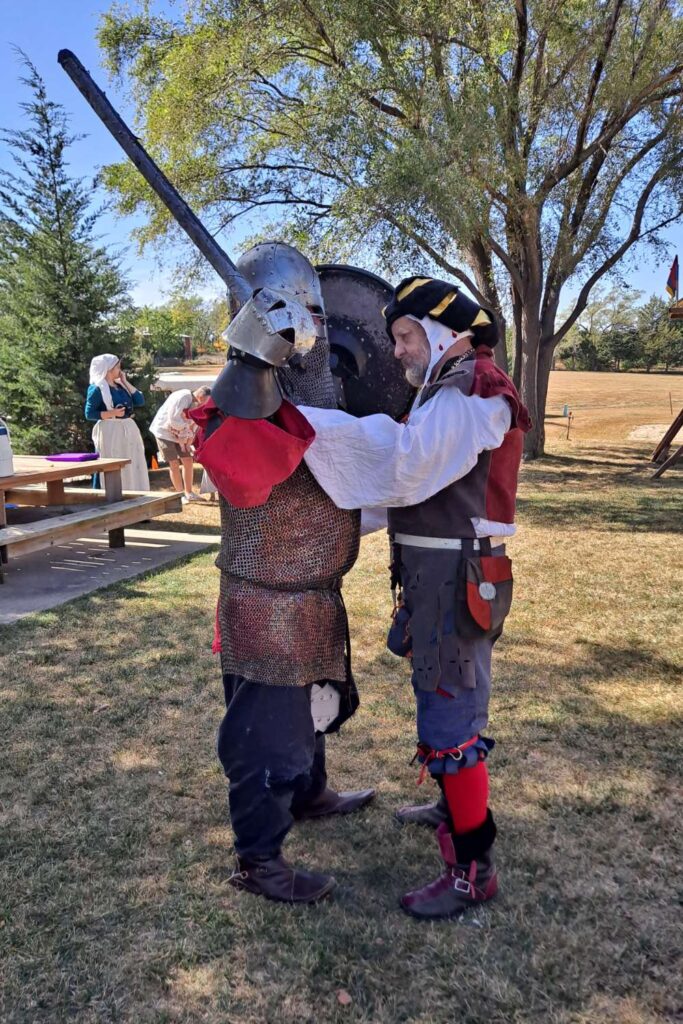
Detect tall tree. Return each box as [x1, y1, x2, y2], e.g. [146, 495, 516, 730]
[636, 294, 683, 371]
[0, 57, 145, 455]
[99, 0, 683, 456]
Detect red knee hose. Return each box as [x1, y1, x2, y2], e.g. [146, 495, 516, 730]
[442, 761, 489, 834]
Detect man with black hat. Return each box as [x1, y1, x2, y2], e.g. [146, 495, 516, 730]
[299, 275, 530, 920]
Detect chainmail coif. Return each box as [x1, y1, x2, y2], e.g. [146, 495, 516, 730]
[277, 332, 338, 409]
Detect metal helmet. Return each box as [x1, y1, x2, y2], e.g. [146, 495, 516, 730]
[235, 242, 325, 316]
[211, 288, 317, 420]
[222, 287, 317, 366]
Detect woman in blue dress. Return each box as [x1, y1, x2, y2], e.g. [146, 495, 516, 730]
[85, 353, 150, 491]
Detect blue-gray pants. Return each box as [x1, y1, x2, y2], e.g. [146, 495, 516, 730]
[399, 545, 502, 772]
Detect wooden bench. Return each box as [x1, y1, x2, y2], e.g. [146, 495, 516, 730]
[0, 492, 182, 578]
[4, 485, 174, 507]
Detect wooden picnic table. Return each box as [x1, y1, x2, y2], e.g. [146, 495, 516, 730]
[0, 455, 130, 570]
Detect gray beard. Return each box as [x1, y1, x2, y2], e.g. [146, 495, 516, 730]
[405, 364, 428, 388]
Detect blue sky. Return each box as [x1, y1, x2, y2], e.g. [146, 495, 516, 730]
[1, 0, 681, 312]
[0, 0, 212, 307]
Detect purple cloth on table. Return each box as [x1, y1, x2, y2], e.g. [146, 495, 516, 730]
[46, 453, 100, 462]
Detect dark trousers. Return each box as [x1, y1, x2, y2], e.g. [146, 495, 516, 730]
[217, 673, 327, 860]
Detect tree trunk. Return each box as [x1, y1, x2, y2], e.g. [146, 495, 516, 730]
[511, 287, 524, 390]
[519, 309, 542, 459]
[535, 340, 556, 455]
[493, 312, 509, 373]
[467, 236, 509, 373]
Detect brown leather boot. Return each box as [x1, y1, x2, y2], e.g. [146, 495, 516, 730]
[400, 816, 498, 920]
[394, 792, 449, 827]
[293, 786, 375, 821]
[229, 854, 336, 904]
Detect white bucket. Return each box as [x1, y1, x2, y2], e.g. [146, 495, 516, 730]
[0, 418, 14, 478]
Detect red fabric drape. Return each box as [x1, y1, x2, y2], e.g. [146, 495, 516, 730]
[189, 398, 315, 508]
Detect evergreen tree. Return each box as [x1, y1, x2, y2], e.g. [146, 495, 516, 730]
[0, 57, 149, 455]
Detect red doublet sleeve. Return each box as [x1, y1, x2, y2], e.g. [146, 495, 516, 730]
[188, 398, 315, 508]
[471, 349, 532, 433]
[471, 349, 531, 525]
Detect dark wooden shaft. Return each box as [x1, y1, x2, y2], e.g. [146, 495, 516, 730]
[57, 49, 251, 306]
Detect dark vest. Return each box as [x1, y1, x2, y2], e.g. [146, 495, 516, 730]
[388, 351, 525, 539]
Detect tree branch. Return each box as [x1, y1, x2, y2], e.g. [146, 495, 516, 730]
[218, 161, 344, 183]
[552, 163, 682, 345]
[378, 207, 489, 305]
[485, 233, 525, 296]
[300, 1, 408, 120]
[537, 62, 683, 199]
[573, 0, 625, 157]
[253, 72, 304, 106]
[542, 123, 671, 319]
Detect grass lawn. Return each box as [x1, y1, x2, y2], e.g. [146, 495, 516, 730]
[1, 373, 682, 1023]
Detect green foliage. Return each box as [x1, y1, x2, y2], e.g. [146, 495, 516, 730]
[0, 57, 152, 456]
[97, 0, 683, 453]
[96, 2, 683, 280]
[121, 294, 229, 360]
[558, 289, 683, 372]
[635, 294, 683, 372]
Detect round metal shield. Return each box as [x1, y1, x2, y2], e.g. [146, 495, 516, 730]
[316, 264, 416, 420]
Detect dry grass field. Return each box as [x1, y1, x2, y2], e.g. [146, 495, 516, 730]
[545, 369, 683, 445]
[0, 372, 681, 1024]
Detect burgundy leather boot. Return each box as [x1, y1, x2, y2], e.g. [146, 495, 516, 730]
[229, 854, 336, 904]
[400, 813, 498, 920]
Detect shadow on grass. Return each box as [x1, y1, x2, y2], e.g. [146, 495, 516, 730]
[142, 519, 222, 538]
[2, 620, 681, 1023]
[501, 634, 682, 678]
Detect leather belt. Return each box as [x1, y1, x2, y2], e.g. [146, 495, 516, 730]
[394, 532, 505, 550]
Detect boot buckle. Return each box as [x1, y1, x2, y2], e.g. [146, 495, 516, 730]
[453, 876, 472, 895]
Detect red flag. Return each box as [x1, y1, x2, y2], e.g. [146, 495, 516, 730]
[666, 255, 679, 299]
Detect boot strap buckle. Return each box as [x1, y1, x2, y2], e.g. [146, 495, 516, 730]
[453, 876, 472, 895]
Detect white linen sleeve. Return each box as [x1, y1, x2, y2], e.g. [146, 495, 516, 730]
[299, 390, 512, 509]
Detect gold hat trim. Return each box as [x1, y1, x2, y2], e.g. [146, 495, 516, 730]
[396, 277, 433, 302]
[428, 292, 457, 317]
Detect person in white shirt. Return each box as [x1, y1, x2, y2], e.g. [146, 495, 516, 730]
[298, 274, 530, 921]
[150, 387, 211, 503]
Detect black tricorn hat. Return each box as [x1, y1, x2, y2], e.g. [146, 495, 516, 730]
[383, 276, 498, 347]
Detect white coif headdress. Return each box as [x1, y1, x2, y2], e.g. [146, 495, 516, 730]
[407, 315, 473, 380]
[89, 353, 120, 411]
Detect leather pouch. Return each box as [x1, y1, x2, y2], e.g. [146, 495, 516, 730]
[387, 601, 413, 657]
[455, 545, 513, 640]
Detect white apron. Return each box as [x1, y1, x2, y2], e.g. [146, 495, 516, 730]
[92, 418, 150, 491]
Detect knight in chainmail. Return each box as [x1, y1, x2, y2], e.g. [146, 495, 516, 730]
[208, 244, 374, 906]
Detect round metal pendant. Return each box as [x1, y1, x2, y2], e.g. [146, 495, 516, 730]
[479, 582, 497, 600]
